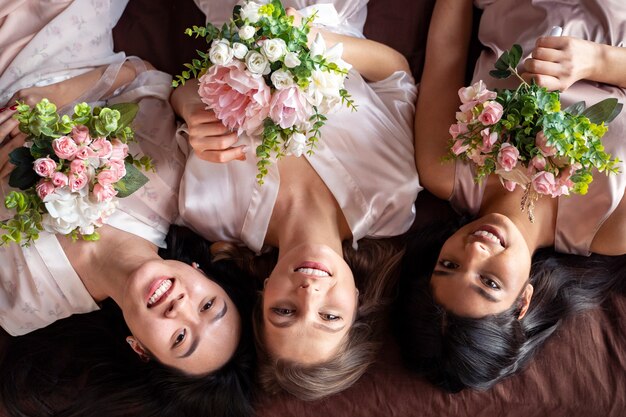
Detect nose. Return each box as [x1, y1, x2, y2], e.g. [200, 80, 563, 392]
[164, 293, 186, 318]
[465, 240, 491, 258]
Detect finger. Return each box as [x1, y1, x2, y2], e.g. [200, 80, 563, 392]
[530, 46, 563, 64]
[0, 105, 18, 125]
[0, 118, 19, 145]
[188, 121, 232, 139]
[521, 72, 561, 91]
[187, 106, 219, 123]
[535, 35, 570, 50]
[523, 58, 563, 78]
[189, 132, 239, 153]
[195, 144, 249, 163]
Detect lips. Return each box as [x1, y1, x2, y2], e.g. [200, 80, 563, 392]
[294, 261, 331, 277]
[146, 278, 174, 308]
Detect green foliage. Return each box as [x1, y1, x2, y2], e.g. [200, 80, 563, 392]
[0, 191, 43, 246]
[114, 161, 149, 198]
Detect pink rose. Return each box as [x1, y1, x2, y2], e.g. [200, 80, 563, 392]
[93, 183, 118, 202]
[449, 123, 469, 139]
[478, 101, 504, 126]
[451, 139, 470, 156]
[551, 183, 570, 197]
[535, 131, 557, 157]
[51, 172, 69, 187]
[97, 169, 119, 186]
[75, 146, 97, 160]
[480, 128, 498, 152]
[33, 157, 57, 178]
[70, 159, 87, 175]
[110, 139, 129, 161]
[530, 155, 547, 170]
[198, 60, 271, 135]
[52, 136, 78, 160]
[108, 159, 127, 179]
[532, 171, 556, 196]
[497, 143, 519, 171]
[90, 137, 113, 159]
[458, 80, 497, 104]
[36, 180, 56, 200]
[269, 87, 311, 129]
[459, 100, 478, 113]
[71, 125, 91, 145]
[456, 111, 471, 123]
[69, 172, 89, 192]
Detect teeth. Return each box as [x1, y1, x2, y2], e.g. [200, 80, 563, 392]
[473, 230, 502, 246]
[296, 267, 330, 277]
[148, 279, 172, 306]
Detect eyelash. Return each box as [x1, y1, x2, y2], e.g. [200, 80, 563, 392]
[271, 308, 294, 316]
[201, 298, 215, 312]
[320, 313, 341, 321]
[173, 329, 186, 347]
[480, 276, 501, 290]
[439, 259, 459, 269]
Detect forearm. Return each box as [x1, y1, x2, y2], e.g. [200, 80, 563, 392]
[317, 31, 410, 81]
[591, 44, 626, 88]
[414, 0, 473, 197]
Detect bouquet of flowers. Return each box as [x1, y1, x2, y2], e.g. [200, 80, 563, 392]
[174, 0, 356, 184]
[1, 99, 153, 245]
[448, 44, 622, 221]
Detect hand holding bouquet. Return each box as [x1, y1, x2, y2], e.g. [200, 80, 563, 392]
[1, 99, 152, 245]
[448, 44, 621, 221]
[174, 0, 356, 184]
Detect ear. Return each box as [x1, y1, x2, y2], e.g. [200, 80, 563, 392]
[264, 278, 269, 288]
[517, 283, 534, 320]
[126, 336, 150, 362]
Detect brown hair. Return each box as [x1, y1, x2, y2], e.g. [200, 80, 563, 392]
[212, 238, 404, 400]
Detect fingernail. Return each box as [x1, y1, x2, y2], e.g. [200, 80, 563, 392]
[242, 145, 249, 154]
[0, 107, 6, 113]
[9, 105, 18, 111]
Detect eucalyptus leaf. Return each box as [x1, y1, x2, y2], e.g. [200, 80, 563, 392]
[114, 162, 149, 198]
[582, 98, 620, 124]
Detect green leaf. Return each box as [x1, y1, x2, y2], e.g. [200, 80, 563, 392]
[606, 102, 623, 124]
[8, 147, 33, 166]
[489, 69, 511, 79]
[563, 101, 586, 115]
[108, 103, 139, 130]
[114, 162, 149, 198]
[581, 98, 621, 124]
[507, 44, 522, 68]
[8, 163, 38, 190]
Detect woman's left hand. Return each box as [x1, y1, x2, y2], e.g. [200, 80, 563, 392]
[521, 36, 598, 91]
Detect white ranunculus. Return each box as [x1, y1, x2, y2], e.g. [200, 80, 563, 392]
[284, 52, 301, 68]
[209, 40, 234, 66]
[245, 50, 270, 75]
[240, 1, 262, 23]
[286, 132, 307, 157]
[270, 69, 295, 90]
[238, 25, 256, 41]
[232, 42, 249, 59]
[261, 38, 286, 63]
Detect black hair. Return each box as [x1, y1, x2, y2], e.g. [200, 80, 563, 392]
[0, 225, 256, 417]
[394, 217, 626, 392]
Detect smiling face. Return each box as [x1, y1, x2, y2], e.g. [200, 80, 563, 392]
[262, 244, 358, 364]
[431, 213, 534, 318]
[121, 260, 241, 375]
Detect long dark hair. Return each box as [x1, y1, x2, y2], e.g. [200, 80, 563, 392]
[395, 217, 626, 392]
[0, 225, 256, 417]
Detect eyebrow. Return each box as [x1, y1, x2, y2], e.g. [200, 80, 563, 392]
[267, 318, 346, 334]
[432, 270, 500, 303]
[178, 301, 228, 359]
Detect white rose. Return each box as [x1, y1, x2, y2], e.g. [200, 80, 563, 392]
[284, 52, 301, 68]
[44, 188, 81, 224]
[261, 38, 286, 63]
[270, 69, 295, 90]
[240, 1, 262, 23]
[238, 25, 256, 41]
[209, 40, 234, 66]
[42, 213, 77, 235]
[245, 50, 270, 75]
[232, 42, 249, 59]
[286, 132, 307, 157]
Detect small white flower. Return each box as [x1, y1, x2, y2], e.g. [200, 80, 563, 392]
[305, 69, 344, 113]
[261, 38, 287, 63]
[284, 52, 301, 68]
[232, 42, 249, 59]
[286, 132, 307, 157]
[240, 1, 262, 23]
[310, 33, 326, 58]
[270, 69, 295, 90]
[209, 40, 234, 66]
[245, 50, 270, 75]
[238, 25, 256, 41]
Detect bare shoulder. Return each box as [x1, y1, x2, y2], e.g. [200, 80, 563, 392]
[591, 193, 626, 255]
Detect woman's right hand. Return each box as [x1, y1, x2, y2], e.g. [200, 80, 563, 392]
[171, 81, 248, 163]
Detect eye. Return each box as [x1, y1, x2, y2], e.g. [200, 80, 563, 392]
[320, 313, 341, 321]
[201, 298, 215, 312]
[271, 307, 295, 316]
[439, 259, 459, 269]
[173, 329, 186, 347]
[480, 276, 501, 290]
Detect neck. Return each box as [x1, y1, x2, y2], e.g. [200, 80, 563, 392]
[60, 226, 160, 304]
[480, 184, 556, 254]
